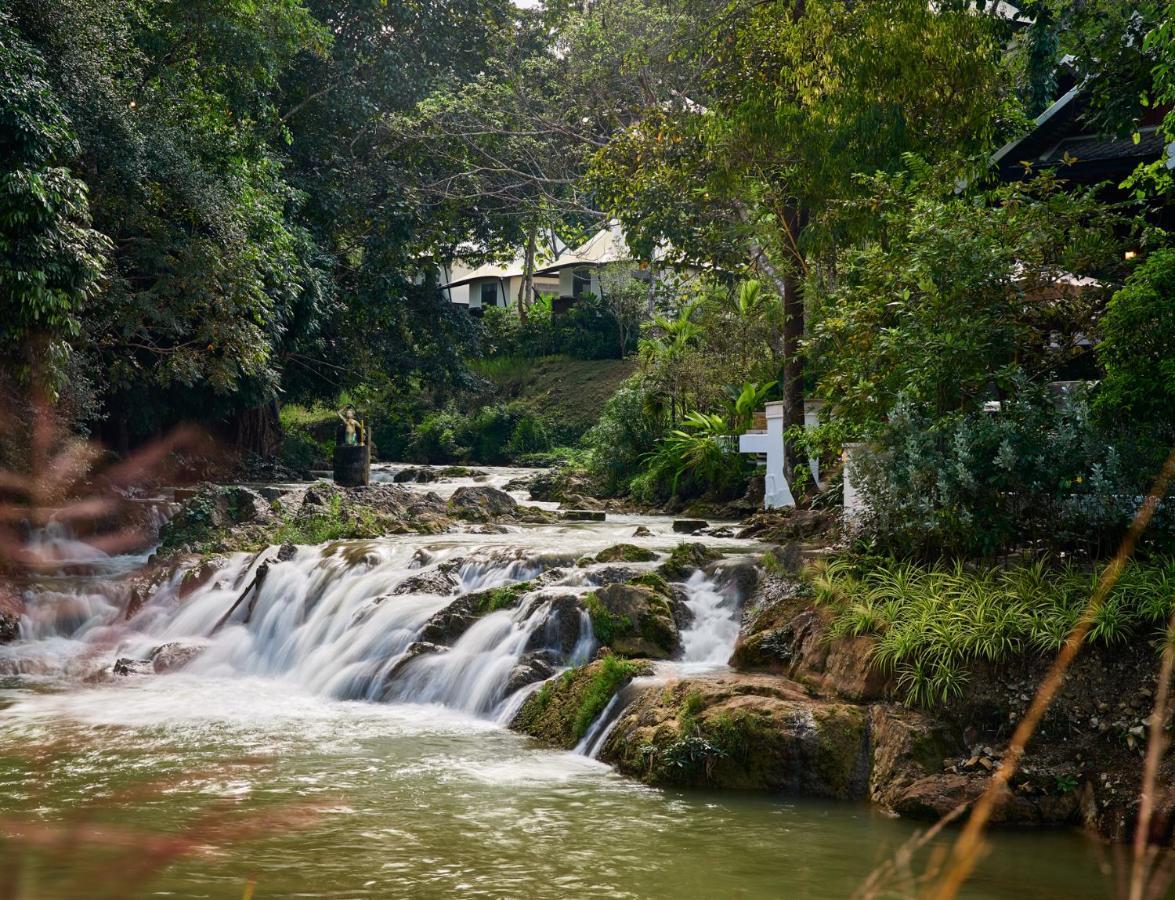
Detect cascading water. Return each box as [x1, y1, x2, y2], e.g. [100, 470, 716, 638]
[4, 520, 747, 736]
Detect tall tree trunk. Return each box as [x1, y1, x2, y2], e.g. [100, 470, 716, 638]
[517, 224, 537, 324]
[737, 202, 809, 500]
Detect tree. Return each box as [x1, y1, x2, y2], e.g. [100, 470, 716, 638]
[805, 165, 1125, 431]
[1095, 248, 1175, 441]
[0, 11, 107, 394]
[593, 0, 1011, 490]
[597, 262, 645, 358]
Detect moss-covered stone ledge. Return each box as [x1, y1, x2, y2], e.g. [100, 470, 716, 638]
[598, 673, 871, 799]
[511, 655, 653, 749]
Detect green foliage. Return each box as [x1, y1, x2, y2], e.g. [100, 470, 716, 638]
[1095, 249, 1175, 441]
[807, 166, 1124, 430]
[406, 401, 553, 465]
[851, 389, 1171, 559]
[572, 653, 646, 739]
[634, 411, 747, 504]
[582, 377, 668, 496]
[813, 555, 1175, 706]
[0, 11, 108, 389]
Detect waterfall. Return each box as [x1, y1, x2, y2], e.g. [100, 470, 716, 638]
[5, 521, 748, 742]
[677, 570, 743, 669]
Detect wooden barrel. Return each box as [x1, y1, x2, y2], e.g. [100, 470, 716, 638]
[333, 443, 370, 486]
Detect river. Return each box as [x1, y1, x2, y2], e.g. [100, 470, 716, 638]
[0, 466, 1122, 898]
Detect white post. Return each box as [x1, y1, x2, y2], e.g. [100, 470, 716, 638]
[738, 401, 795, 509]
[842, 442, 866, 525]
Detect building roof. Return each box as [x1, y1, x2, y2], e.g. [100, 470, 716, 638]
[441, 256, 562, 290]
[994, 87, 1171, 184]
[535, 221, 633, 274]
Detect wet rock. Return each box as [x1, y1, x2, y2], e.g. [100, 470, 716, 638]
[505, 650, 562, 695]
[560, 509, 605, 522]
[586, 582, 679, 659]
[708, 559, 760, 603]
[672, 519, 708, 534]
[585, 565, 641, 587]
[730, 574, 890, 702]
[393, 466, 437, 483]
[524, 594, 586, 656]
[528, 470, 596, 503]
[632, 526, 653, 538]
[417, 581, 534, 645]
[150, 641, 207, 673]
[381, 641, 449, 688]
[0, 611, 20, 644]
[113, 657, 153, 676]
[658, 542, 723, 580]
[392, 568, 461, 596]
[467, 523, 512, 534]
[448, 486, 518, 522]
[560, 494, 604, 511]
[600, 673, 870, 799]
[439, 466, 487, 479]
[592, 544, 658, 564]
[276, 541, 298, 562]
[736, 508, 838, 544]
[512, 656, 653, 749]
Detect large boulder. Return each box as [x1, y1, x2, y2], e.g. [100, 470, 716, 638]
[730, 572, 890, 702]
[417, 581, 535, 645]
[586, 582, 680, 659]
[589, 544, 658, 564]
[600, 673, 870, 799]
[448, 486, 518, 522]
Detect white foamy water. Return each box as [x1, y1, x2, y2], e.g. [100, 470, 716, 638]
[3, 497, 750, 735]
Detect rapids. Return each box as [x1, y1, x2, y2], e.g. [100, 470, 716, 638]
[0, 466, 1121, 898]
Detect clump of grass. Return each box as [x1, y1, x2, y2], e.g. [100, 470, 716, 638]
[584, 591, 633, 646]
[812, 555, 1175, 707]
[573, 654, 645, 738]
[474, 581, 533, 615]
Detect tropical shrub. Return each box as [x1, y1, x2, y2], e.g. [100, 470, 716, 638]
[1095, 248, 1175, 441]
[850, 386, 1171, 558]
[812, 555, 1175, 706]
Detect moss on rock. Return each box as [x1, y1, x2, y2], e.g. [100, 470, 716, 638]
[511, 655, 653, 748]
[585, 582, 679, 659]
[658, 542, 723, 580]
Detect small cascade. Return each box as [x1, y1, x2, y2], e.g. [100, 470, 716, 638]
[677, 570, 742, 668]
[571, 570, 745, 757]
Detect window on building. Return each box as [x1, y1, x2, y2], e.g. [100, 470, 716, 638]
[480, 282, 498, 307]
[571, 269, 592, 298]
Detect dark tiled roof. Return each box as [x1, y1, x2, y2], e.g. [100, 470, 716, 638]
[1039, 130, 1166, 165]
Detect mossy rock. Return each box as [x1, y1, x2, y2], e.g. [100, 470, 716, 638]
[585, 583, 680, 659]
[511, 655, 653, 749]
[601, 674, 870, 798]
[593, 543, 657, 564]
[658, 542, 723, 580]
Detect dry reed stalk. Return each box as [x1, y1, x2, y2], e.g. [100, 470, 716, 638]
[926, 449, 1175, 900]
[1130, 604, 1175, 900]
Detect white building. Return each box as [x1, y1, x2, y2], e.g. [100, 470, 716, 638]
[440, 258, 560, 314]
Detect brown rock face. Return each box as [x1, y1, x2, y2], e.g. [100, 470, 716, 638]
[731, 573, 890, 701]
[600, 673, 870, 800]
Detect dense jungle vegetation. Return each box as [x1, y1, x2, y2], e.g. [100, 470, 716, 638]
[3, 0, 1173, 557]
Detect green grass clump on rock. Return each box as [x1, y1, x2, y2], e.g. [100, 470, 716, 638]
[573, 654, 648, 739]
[659, 542, 723, 580]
